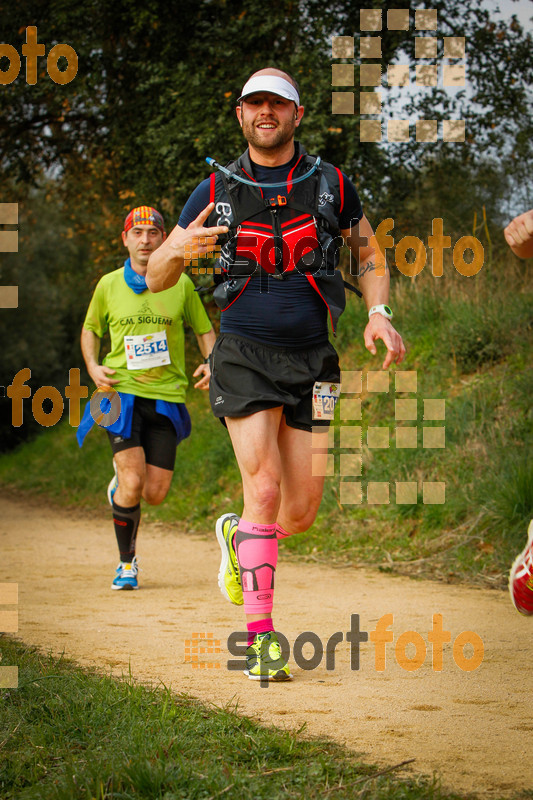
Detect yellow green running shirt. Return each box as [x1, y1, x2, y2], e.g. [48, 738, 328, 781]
[83, 268, 212, 402]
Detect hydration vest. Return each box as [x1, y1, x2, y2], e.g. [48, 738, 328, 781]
[206, 143, 351, 332]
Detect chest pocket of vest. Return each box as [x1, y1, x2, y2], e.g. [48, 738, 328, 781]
[234, 213, 323, 276]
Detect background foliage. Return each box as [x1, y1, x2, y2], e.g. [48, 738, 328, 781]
[0, 0, 532, 580]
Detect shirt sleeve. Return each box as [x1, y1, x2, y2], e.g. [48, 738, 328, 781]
[178, 179, 212, 228]
[181, 275, 213, 335]
[83, 278, 108, 338]
[339, 172, 363, 230]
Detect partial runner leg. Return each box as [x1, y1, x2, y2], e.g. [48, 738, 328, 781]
[223, 408, 291, 680]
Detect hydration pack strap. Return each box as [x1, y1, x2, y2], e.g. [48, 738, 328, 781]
[206, 155, 321, 188]
[343, 280, 363, 298]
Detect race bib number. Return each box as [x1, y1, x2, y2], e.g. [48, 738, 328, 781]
[124, 331, 171, 370]
[312, 380, 341, 420]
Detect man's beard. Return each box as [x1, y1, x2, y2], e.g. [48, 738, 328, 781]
[242, 117, 296, 153]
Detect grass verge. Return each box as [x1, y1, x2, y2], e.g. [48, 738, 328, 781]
[0, 636, 476, 800]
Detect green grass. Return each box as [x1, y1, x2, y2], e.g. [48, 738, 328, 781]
[2, 253, 533, 800]
[0, 387, 240, 533]
[1, 251, 532, 585]
[0, 637, 479, 800]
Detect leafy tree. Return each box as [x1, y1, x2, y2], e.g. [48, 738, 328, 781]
[1, 0, 531, 449]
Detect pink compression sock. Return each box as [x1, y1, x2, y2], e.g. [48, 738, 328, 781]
[247, 617, 275, 646]
[276, 523, 293, 539]
[235, 520, 278, 616]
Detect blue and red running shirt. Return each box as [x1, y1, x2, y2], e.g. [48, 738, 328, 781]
[179, 152, 363, 347]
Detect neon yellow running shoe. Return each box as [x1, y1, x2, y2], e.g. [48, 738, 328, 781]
[245, 632, 292, 681]
[216, 513, 243, 605]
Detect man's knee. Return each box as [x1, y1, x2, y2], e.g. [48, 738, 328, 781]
[143, 483, 169, 505]
[280, 501, 320, 535]
[248, 474, 281, 516]
[142, 467, 173, 505]
[117, 464, 145, 499]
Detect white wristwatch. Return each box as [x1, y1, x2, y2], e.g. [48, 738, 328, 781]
[368, 304, 393, 321]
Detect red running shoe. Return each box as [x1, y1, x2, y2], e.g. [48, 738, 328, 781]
[509, 520, 533, 615]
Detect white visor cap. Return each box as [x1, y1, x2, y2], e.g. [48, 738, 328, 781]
[238, 75, 300, 106]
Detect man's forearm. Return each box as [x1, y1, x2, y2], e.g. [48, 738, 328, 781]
[147, 203, 229, 293]
[195, 329, 217, 359]
[80, 327, 101, 371]
[357, 254, 390, 309]
[146, 238, 186, 293]
[342, 215, 390, 309]
[80, 326, 118, 388]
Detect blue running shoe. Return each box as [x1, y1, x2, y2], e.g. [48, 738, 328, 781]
[111, 556, 139, 590]
[107, 459, 118, 506]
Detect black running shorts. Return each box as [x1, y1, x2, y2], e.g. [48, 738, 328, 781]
[107, 397, 178, 470]
[209, 333, 341, 432]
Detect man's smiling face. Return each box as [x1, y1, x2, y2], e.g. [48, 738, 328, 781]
[237, 92, 302, 154]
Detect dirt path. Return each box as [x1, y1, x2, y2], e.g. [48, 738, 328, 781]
[1, 494, 532, 797]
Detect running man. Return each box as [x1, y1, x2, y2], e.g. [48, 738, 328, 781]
[147, 69, 405, 679]
[78, 206, 216, 590]
[504, 208, 533, 614]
